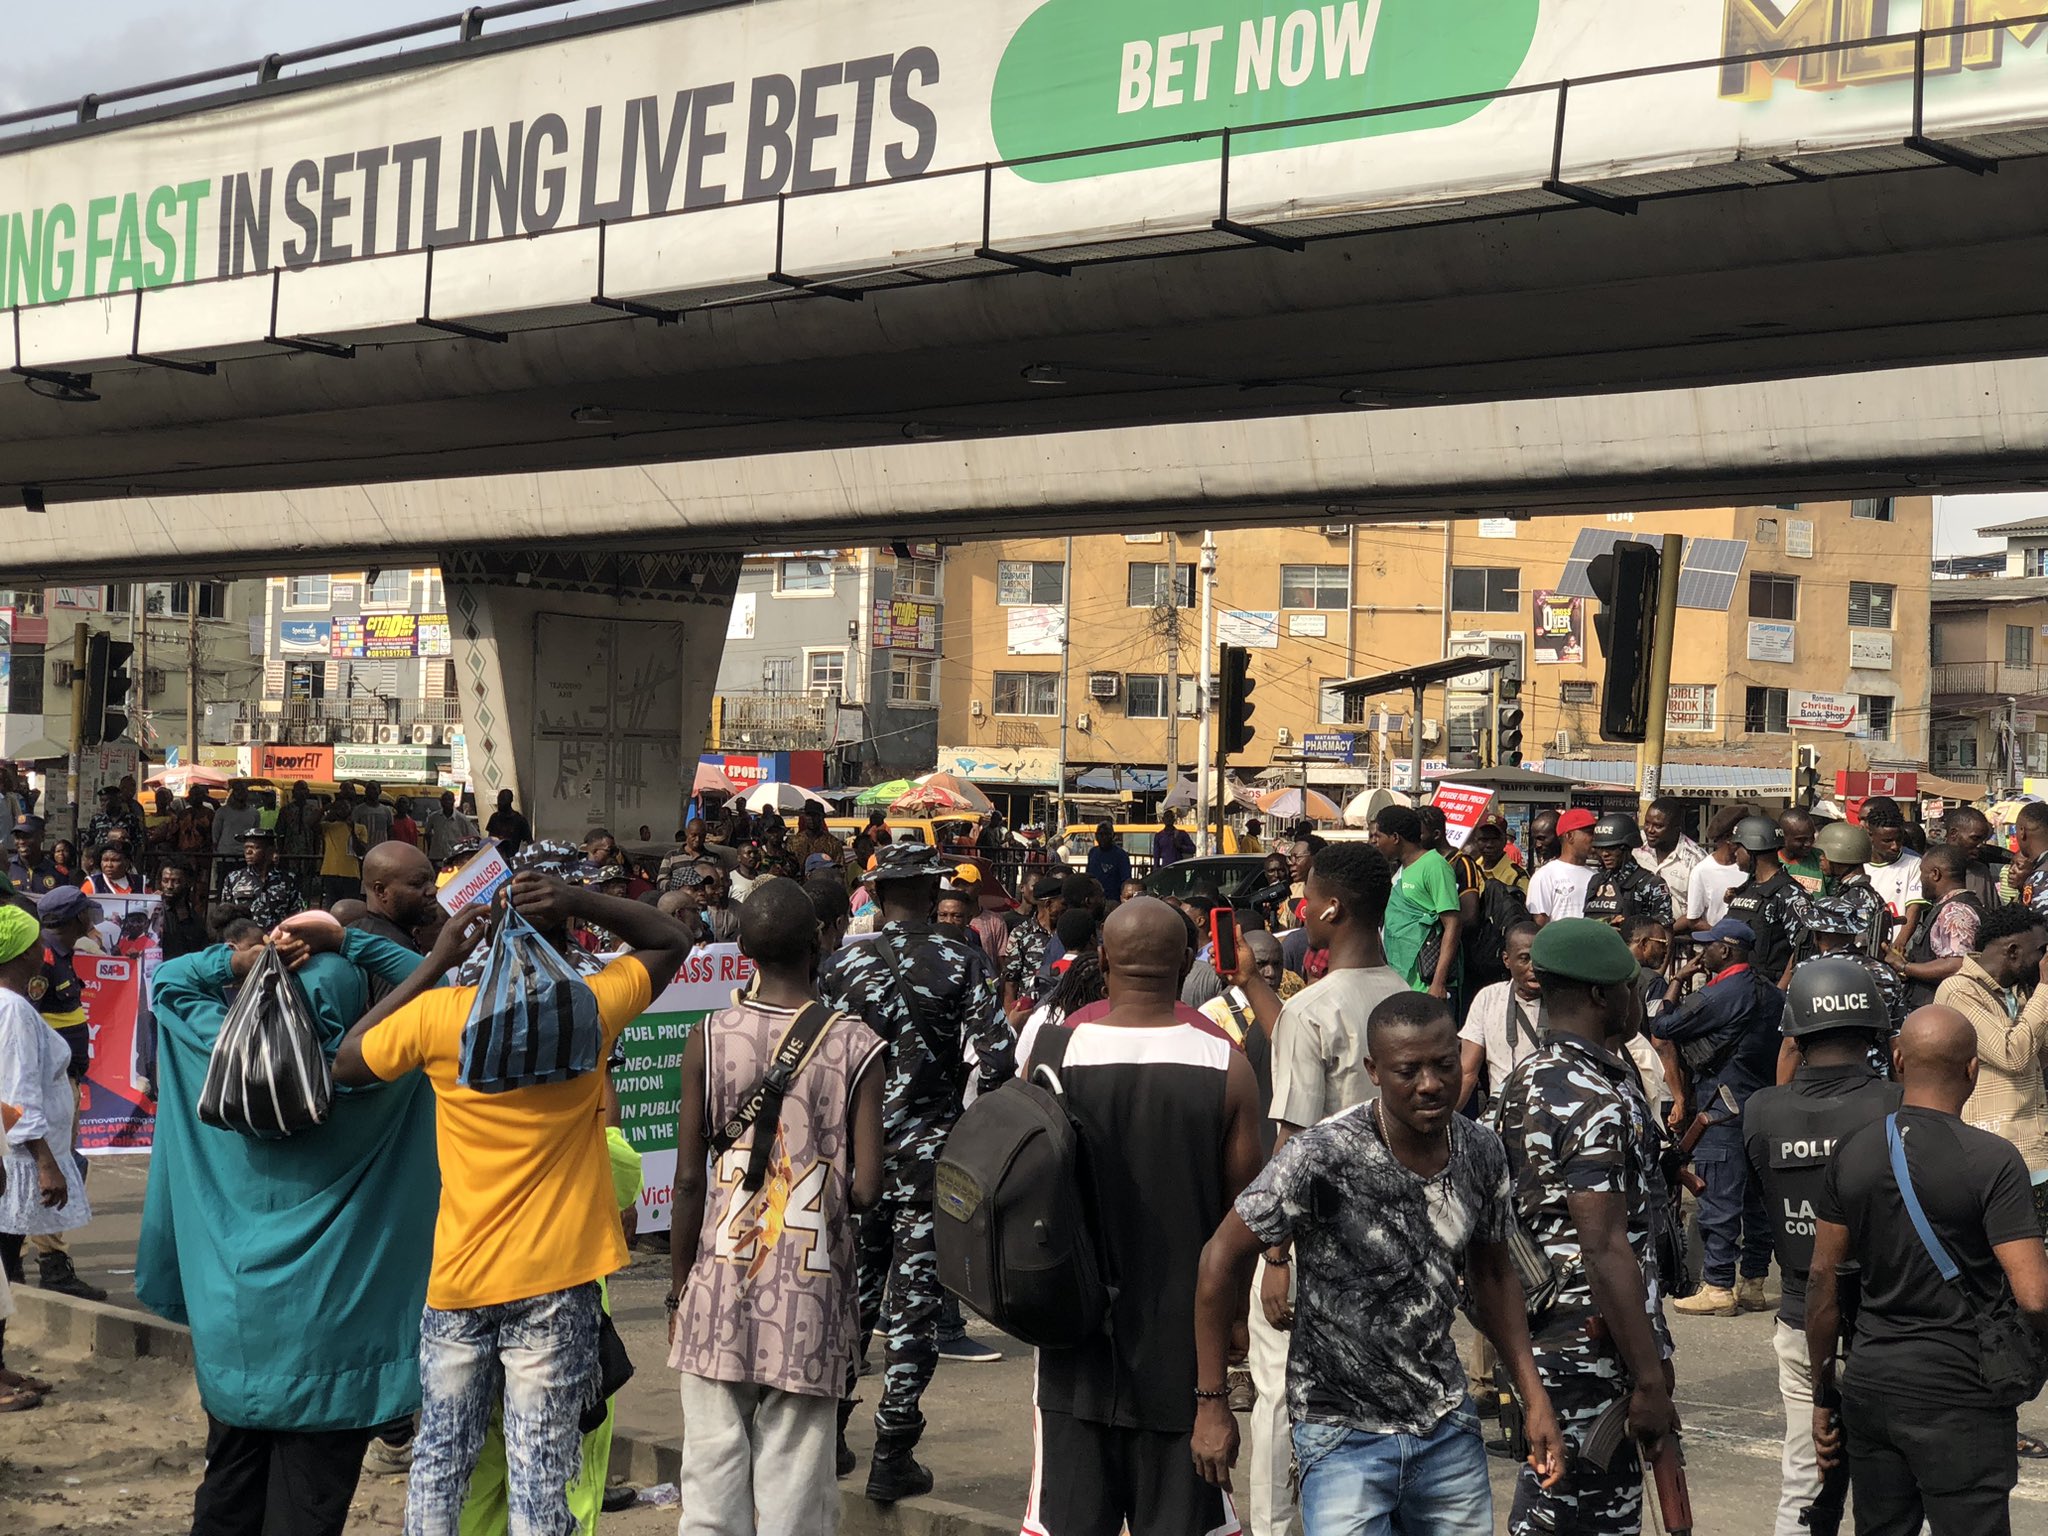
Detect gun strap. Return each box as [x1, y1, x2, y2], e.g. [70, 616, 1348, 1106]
[708, 1001, 837, 1193]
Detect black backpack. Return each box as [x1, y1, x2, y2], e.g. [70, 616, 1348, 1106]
[932, 1027, 1116, 1350]
[1466, 874, 1530, 977]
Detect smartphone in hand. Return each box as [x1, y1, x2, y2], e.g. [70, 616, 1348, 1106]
[1210, 906, 1240, 978]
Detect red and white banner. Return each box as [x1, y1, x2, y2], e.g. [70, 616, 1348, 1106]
[1789, 690, 1859, 733]
[1430, 782, 1495, 851]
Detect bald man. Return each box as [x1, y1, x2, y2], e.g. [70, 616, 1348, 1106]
[353, 841, 440, 953]
[1022, 898, 1265, 1536]
[1806, 1005, 2048, 1536]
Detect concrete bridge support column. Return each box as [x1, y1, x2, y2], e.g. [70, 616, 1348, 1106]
[441, 549, 739, 844]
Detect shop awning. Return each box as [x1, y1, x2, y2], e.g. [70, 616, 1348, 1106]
[1546, 759, 1793, 795]
[1074, 768, 1168, 793]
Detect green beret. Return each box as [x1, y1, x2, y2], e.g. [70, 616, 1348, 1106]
[1530, 918, 1640, 986]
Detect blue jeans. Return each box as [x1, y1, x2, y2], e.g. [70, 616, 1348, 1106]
[1293, 1403, 1493, 1536]
[406, 1283, 601, 1536]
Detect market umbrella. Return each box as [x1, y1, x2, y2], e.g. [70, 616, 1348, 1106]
[743, 780, 832, 814]
[145, 765, 232, 794]
[1161, 776, 1259, 813]
[693, 762, 740, 798]
[855, 778, 915, 809]
[1343, 787, 1412, 827]
[892, 771, 996, 816]
[1256, 786, 1343, 823]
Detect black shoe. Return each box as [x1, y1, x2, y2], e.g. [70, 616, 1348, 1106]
[865, 1448, 933, 1504]
[601, 1484, 637, 1513]
[836, 1400, 857, 1479]
[37, 1252, 108, 1303]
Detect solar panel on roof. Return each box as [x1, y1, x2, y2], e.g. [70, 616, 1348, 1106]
[1553, 528, 1748, 611]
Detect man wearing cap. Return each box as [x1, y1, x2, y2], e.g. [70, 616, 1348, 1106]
[816, 843, 1016, 1502]
[1656, 918, 1785, 1317]
[1583, 813, 1673, 929]
[9, 816, 61, 897]
[1742, 958, 1902, 1536]
[220, 828, 305, 930]
[212, 782, 263, 892]
[1491, 919, 1676, 1536]
[1526, 809, 1597, 925]
[1725, 815, 1813, 988]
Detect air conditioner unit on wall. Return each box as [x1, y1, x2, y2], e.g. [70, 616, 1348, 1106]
[410, 723, 438, 746]
[232, 723, 256, 743]
[1322, 524, 1350, 537]
[1421, 719, 1442, 744]
[1088, 672, 1121, 700]
[376, 724, 401, 745]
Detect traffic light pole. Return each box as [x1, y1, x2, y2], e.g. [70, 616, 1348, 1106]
[1195, 534, 1216, 853]
[1637, 533, 1683, 813]
[66, 621, 86, 844]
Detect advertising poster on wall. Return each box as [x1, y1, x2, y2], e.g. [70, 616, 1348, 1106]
[1532, 592, 1585, 665]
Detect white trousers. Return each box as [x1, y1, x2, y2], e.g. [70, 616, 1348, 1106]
[678, 1372, 840, 1536]
[1245, 1259, 1300, 1536]
[1773, 1320, 1821, 1536]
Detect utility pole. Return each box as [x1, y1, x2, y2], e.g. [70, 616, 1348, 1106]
[135, 589, 150, 772]
[1637, 533, 1682, 813]
[1195, 533, 1217, 853]
[1163, 532, 1181, 795]
[66, 621, 86, 842]
[186, 583, 200, 768]
[1053, 537, 1073, 836]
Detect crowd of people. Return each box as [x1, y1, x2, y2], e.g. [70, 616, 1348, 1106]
[2, 776, 2047, 1536]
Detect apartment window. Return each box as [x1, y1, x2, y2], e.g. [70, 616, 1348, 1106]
[889, 654, 935, 708]
[101, 584, 131, 615]
[1449, 567, 1520, 614]
[2008, 625, 2035, 666]
[761, 656, 797, 691]
[2025, 547, 2048, 578]
[895, 558, 940, 601]
[7, 645, 43, 714]
[1850, 498, 1894, 522]
[1847, 581, 1894, 630]
[426, 574, 445, 612]
[776, 557, 834, 595]
[804, 649, 846, 697]
[1748, 573, 1798, 621]
[998, 560, 1065, 606]
[1858, 695, 1894, 740]
[170, 582, 227, 619]
[994, 671, 1061, 717]
[285, 575, 330, 609]
[1745, 686, 1790, 734]
[1279, 565, 1350, 611]
[287, 661, 327, 701]
[363, 570, 411, 607]
[1126, 563, 1196, 609]
[1126, 674, 1168, 718]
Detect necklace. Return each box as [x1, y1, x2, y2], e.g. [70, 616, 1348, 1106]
[1375, 1098, 1451, 1172]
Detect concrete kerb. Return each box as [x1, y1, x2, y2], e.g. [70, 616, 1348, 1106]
[17, 1288, 1011, 1536]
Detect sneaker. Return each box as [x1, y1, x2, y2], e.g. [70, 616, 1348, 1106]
[1736, 1277, 1777, 1313]
[1672, 1284, 1739, 1317]
[35, 1252, 107, 1303]
[1227, 1367, 1255, 1414]
[363, 1436, 414, 1475]
[935, 1334, 1003, 1365]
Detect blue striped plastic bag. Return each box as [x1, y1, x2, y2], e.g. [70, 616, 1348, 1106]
[459, 905, 603, 1092]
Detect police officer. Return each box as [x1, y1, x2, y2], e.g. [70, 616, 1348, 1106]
[1742, 958, 1902, 1536]
[1658, 918, 1784, 1318]
[817, 843, 1016, 1502]
[218, 827, 305, 929]
[1724, 815, 1812, 987]
[1812, 820, 1889, 960]
[1782, 899, 1905, 1083]
[9, 814, 62, 895]
[1494, 918, 1677, 1536]
[1582, 814, 1673, 928]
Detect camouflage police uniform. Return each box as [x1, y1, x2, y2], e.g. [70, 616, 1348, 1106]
[818, 907, 1015, 1458]
[1787, 897, 1905, 1078]
[1814, 873, 1888, 960]
[1582, 860, 1673, 928]
[1494, 1030, 1674, 1535]
[218, 863, 306, 928]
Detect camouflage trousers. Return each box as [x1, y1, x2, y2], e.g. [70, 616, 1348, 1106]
[1508, 1351, 1642, 1536]
[847, 1192, 941, 1448]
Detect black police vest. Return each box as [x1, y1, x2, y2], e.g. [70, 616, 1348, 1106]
[1583, 867, 1645, 924]
[1724, 871, 1796, 980]
[1750, 1078, 1897, 1276]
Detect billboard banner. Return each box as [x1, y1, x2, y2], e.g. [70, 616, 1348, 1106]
[7, 2, 2048, 368]
[1789, 689, 1859, 732]
[1532, 591, 1584, 665]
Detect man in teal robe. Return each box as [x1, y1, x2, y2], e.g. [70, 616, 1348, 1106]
[139, 927, 437, 1536]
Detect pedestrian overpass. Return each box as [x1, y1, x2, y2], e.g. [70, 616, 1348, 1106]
[7, 0, 2048, 834]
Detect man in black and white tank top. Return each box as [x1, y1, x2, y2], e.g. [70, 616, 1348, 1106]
[1024, 898, 1264, 1536]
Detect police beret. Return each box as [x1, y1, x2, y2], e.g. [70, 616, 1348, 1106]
[1530, 917, 1639, 985]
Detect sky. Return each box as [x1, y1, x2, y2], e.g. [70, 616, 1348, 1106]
[4, 3, 2038, 561]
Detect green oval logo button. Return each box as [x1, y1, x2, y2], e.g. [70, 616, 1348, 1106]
[992, 0, 1543, 182]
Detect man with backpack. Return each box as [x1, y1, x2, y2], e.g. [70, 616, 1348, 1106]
[816, 843, 1014, 1502]
[1022, 896, 1265, 1536]
[1454, 816, 1528, 1000]
[668, 878, 886, 1534]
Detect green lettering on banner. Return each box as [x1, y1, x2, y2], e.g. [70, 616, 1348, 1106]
[990, 0, 1541, 182]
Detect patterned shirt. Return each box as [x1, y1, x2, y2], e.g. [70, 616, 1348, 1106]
[1239, 1105, 1512, 1437]
[84, 809, 144, 855]
[1634, 837, 1705, 916]
[818, 922, 1015, 1200]
[218, 866, 305, 928]
[1492, 1033, 1674, 1357]
[1820, 875, 1890, 958]
[1002, 920, 1054, 1003]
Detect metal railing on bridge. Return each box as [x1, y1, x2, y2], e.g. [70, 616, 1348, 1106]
[231, 697, 464, 746]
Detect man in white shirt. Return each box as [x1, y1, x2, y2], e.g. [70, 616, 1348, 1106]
[1683, 805, 1753, 936]
[1859, 798, 1922, 925]
[1525, 808, 1596, 925]
[1635, 797, 1705, 916]
[1459, 917, 1544, 1113]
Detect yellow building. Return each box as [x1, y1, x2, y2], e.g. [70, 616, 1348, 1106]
[938, 499, 1932, 812]
[1930, 508, 2048, 787]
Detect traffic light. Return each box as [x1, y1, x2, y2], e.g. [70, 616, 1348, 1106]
[1795, 745, 1821, 808]
[82, 632, 133, 746]
[1496, 676, 1525, 768]
[1219, 645, 1256, 754]
[1586, 540, 1660, 744]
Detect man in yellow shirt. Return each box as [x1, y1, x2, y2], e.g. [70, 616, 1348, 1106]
[334, 872, 693, 1536]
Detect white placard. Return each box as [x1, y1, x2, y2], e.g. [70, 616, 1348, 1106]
[1288, 614, 1329, 638]
[1747, 622, 1796, 664]
[1849, 631, 1893, 670]
[1006, 605, 1065, 656]
[1217, 611, 1280, 649]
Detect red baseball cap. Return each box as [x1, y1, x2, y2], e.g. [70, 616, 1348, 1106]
[1556, 808, 1597, 834]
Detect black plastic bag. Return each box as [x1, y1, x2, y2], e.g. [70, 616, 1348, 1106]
[197, 942, 332, 1139]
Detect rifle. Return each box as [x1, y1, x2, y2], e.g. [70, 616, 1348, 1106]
[1580, 1394, 1693, 1536]
[1664, 1084, 1742, 1196]
[1801, 1268, 1861, 1536]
